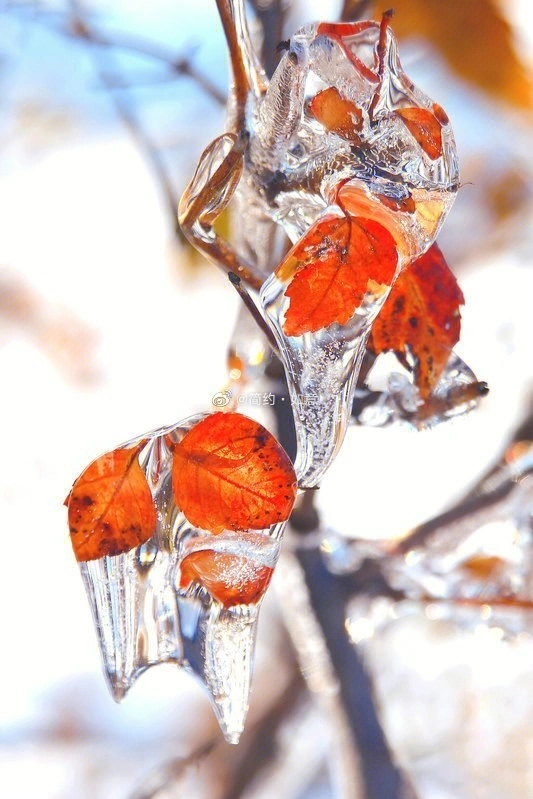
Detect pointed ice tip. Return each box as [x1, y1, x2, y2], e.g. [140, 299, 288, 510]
[224, 730, 242, 746]
[107, 677, 129, 702]
[209, 691, 247, 745]
[202, 604, 259, 744]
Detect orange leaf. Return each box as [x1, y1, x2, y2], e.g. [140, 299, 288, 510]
[281, 215, 398, 336]
[396, 107, 443, 160]
[180, 550, 273, 607]
[68, 441, 156, 561]
[172, 412, 297, 534]
[369, 243, 464, 398]
[309, 87, 363, 143]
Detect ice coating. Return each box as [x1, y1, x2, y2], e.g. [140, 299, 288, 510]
[351, 352, 488, 430]
[71, 414, 292, 743]
[245, 19, 460, 485]
[242, 19, 458, 247]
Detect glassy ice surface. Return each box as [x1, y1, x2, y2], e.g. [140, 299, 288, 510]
[351, 352, 486, 430]
[242, 20, 459, 485]
[261, 274, 389, 486]
[77, 414, 287, 743]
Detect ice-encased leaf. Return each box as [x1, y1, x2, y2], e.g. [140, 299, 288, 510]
[369, 243, 464, 398]
[69, 413, 295, 742]
[171, 412, 297, 534]
[261, 264, 394, 487]
[247, 19, 462, 485]
[280, 213, 398, 336]
[67, 442, 157, 561]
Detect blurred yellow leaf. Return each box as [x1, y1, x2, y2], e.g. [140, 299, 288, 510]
[372, 0, 532, 108]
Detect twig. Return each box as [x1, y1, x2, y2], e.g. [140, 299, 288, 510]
[216, 0, 250, 130]
[392, 425, 532, 557]
[294, 544, 418, 799]
[272, 375, 416, 799]
[290, 488, 320, 533]
[131, 740, 216, 799]
[368, 9, 393, 123]
[227, 272, 280, 355]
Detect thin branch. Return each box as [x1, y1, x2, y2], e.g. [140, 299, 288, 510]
[271, 379, 416, 799]
[293, 544, 419, 799]
[368, 9, 393, 123]
[392, 439, 532, 557]
[290, 488, 320, 533]
[216, 0, 250, 130]
[418, 595, 533, 612]
[227, 272, 280, 354]
[131, 741, 216, 799]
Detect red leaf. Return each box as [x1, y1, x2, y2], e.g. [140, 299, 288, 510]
[396, 107, 444, 160]
[67, 441, 156, 562]
[316, 21, 380, 82]
[180, 550, 273, 607]
[172, 412, 297, 534]
[280, 214, 398, 336]
[369, 243, 464, 398]
[309, 87, 363, 143]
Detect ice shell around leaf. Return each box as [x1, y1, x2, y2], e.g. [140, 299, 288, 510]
[260, 233, 401, 487]
[70, 413, 293, 743]
[246, 19, 459, 247]
[171, 411, 297, 534]
[68, 442, 157, 561]
[251, 15, 461, 486]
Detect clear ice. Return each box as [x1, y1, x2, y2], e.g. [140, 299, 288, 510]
[351, 352, 487, 430]
[239, 19, 459, 485]
[73, 8, 469, 745]
[76, 415, 288, 744]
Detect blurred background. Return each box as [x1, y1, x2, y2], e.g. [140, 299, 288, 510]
[0, 1, 531, 797]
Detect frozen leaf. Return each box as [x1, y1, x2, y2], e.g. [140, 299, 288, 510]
[309, 87, 363, 143]
[180, 550, 273, 607]
[172, 412, 297, 533]
[395, 107, 443, 160]
[69, 415, 291, 742]
[281, 214, 398, 336]
[315, 21, 381, 82]
[67, 441, 156, 562]
[369, 243, 464, 397]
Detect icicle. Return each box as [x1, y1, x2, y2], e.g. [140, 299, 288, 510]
[261, 273, 390, 486]
[67, 414, 296, 739]
[80, 545, 181, 700]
